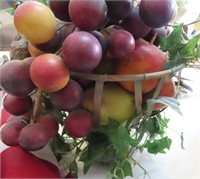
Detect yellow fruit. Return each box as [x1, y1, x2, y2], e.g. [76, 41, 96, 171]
[82, 83, 135, 125]
[14, 1, 56, 44]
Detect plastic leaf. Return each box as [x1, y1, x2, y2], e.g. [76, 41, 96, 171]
[147, 97, 183, 116]
[144, 137, 172, 154]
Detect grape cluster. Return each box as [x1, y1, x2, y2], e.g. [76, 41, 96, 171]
[0, 0, 177, 151]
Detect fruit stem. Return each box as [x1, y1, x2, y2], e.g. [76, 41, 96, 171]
[32, 88, 42, 122]
[149, 32, 158, 45]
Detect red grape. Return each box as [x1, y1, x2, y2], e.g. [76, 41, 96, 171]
[120, 7, 151, 39]
[3, 94, 32, 116]
[64, 109, 94, 138]
[139, 0, 177, 28]
[33, 30, 62, 53]
[1, 120, 26, 146]
[0, 60, 36, 97]
[36, 114, 59, 138]
[62, 31, 102, 72]
[49, 0, 71, 22]
[18, 124, 50, 151]
[50, 79, 83, 112]
[106, 0, 133, 20]
[69, 0, 107, 31]
[108, 29, 135, 60]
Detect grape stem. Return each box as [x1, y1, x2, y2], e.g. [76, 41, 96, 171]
[149, 32, 158, 45]
[32, 88, 42, 122]
[167, 19, 200, 27]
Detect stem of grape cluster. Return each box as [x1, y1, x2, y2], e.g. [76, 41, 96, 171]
[32, 88, 42, 122]
[149, 32, 158, 45]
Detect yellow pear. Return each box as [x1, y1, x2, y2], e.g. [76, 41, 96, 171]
[82, 83, 135, 125]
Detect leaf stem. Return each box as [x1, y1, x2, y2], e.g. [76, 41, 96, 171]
[129, 156, 151, 179]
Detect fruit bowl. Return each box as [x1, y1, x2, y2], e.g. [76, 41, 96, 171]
[0, 0, 199, 178]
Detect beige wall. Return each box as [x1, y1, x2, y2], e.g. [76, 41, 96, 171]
[0, 1, 9, 10]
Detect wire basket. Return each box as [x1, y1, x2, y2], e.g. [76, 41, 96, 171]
[71, 63, 185, 126]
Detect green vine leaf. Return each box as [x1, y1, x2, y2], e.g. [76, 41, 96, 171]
[144, 137, 172, 154]
[115, 160, 133, 178]
[180, 34, 200, 60]
[50, 134, 71, 161]
[147, 96, 183, 116]
[160, 24, 200, 68]
[69, 160, 78, 178]
[160, 24, 184, 57]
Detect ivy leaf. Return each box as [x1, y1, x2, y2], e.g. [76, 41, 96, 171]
[156, 116, 170, 135]
[120, 160, 133, 178]
[147, 96, 183, 116]
[163, 52, 182, 69]
[69, 160, 78, 178]
[115, 160, 133, 178]
[180, 34, 200, 60]
[142, 117, 160, 138]
[110, 125, 135, 153]
[144, 137, 172, 154]
[36, 0, 49, 6]
[50, 134, 70, 161]
[160, 24, 184, 55]
[6, 8, 15, 15]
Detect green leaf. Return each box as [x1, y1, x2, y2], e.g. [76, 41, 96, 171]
[163, 52, 182, 69]
[110, 126, 130, 153]
[147, 97, 183, 116]
[143, 117, 159, 137]
[180, 34, 200, 60]
[120, 160, 133, 178]
[6, 8, 15, 15]
[114, 160, 133, 178]
[97, 118, 120, 136]
[160, 24, 184, 53]
[69, 161, 78, 178]
[156, 116, 170, 135]
[144, 137, 172, 154]
[50, 134, 70, 161]
[36, 0, 49, 6]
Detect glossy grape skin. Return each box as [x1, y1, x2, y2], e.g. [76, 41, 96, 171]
[90, 30, 108, 57]
[120, 7, 151, 39]
[3, 94, 32, 116]
[62, 23, 77, 41]
[50, 79, 83, 112]
[108, 29, 135, 60]
[18, 124, 50, 151]
[49, 0, 71, 22]
[33, 30, 62, 53]
[14, 1, 56, 44]
[30, 54, 70, 92]
[62, 31, 102, 72]
[36, 114, 59, 138]
[64, 109, 93, 138]
[105, 0, 133, 20]
[69, 0, 108, 31]
[139, 0, 177, 28]
[0, 60, 36, 97]
[1, 120, 26, 146]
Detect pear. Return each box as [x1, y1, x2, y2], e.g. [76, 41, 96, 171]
[82, 83, 135, 125]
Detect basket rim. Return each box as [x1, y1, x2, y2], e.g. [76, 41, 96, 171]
[71, 63, 186, 82]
